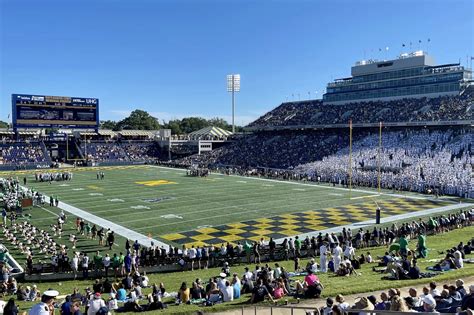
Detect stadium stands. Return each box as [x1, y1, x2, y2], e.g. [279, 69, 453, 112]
[173, 126, 472, 197]
[81, 141, 161, 163]
[248, 93, 473, 129]
[0, 142, 49, 168]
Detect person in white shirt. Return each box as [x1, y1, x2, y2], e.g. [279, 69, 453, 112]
[29, 290, 58, 315]
[366, 252, 373, 263]
[274, 263, 282, 279]
[308, 258, 318, 273]
[222, 281, 234, 302]
[344, 243, 355, 260]
[103, 254, 111, 278]
[188, 246, 197, 270]
[217, 273, 227, 294]
[333, 244, 343, 272]
[71, 254, 79, 279]
[335, 294, 350, 312]
[108, 292, 118, 310]
[243, 267, 253, 285]
[87, 293, 106, 315]
[429, 282, 441, 297]
[140, 272, 149, 288]
[320, 243, 328, 273]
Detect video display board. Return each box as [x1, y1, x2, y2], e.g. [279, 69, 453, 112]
[12, 94, 99, 129]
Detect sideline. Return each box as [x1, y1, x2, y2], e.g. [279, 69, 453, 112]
[55, 200, 168, 248]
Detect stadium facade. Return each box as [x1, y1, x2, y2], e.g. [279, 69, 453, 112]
[323, 51, 472, 104]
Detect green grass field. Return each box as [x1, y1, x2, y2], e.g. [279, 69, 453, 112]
[1, 165, 473, 314]
[2, 165, 462, 249]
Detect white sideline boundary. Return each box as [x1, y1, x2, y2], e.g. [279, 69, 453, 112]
[56, 200, 167, 248]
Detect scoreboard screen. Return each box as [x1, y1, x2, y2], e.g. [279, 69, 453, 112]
[12, 94, 99, 129]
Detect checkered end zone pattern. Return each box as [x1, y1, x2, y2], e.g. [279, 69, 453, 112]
[161, 198, 449, 247]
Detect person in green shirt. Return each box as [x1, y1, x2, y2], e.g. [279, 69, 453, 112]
[93, 251, 103, 277]
[119, 252, 125, 276]
[85, 223, 91, 238]
[244, 241, 252, 263]
[399, 235, 409, 256]
[112, 253, 120, 278]
[417, 233, 427, 258]
[295, 236, 302, 257]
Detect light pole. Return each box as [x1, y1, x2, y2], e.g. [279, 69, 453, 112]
[227, 74, 240, 133]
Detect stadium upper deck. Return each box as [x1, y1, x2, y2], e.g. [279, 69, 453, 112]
[324, 52, 472, 104]
[248, 88, 473, 130]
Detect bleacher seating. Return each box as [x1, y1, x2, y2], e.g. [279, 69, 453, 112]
[0, 142, 49, 167]
[249, 93, 473, 129]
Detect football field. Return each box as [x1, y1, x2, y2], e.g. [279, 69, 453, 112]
[5, 165, 452, 247]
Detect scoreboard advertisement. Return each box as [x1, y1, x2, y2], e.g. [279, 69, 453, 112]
[12, 94, 99, 129]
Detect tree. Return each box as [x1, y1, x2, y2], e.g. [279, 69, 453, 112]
[100, 120, 117, 130]
[0, 120, 8, 128]
[163, 119, 182, 135]
[116, 110, 161, 130]
[178, 117, 208, 134]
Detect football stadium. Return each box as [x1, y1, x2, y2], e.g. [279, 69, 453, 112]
[1, 1, 473, 315]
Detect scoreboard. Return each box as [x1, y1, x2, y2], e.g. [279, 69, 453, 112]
[12, 94, 99, 129]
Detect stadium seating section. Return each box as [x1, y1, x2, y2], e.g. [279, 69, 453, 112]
[249, 92, 473, 128]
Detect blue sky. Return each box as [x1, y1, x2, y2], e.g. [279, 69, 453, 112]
[0, 0, 472, 125]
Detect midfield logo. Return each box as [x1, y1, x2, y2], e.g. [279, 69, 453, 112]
[135, 180, 177, 186]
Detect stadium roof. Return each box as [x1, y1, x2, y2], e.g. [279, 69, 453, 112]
[188, 126, 233, 139]
[119, 130, 156, 137]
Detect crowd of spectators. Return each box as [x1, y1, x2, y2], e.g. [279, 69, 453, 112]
[0, 142, 48, 167]
[172, 130, 351, 169]
[18, 207, 474, 279]
[249, 93, 473, 128]
[82, 141, 161, 163]
[4, 210, 472, 314]
[172, 127, 472, 198]
[295, 128, 473, 198]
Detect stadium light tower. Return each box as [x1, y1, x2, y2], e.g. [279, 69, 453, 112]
[227, 74, 240, 133]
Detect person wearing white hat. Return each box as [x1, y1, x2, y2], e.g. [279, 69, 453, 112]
[217, 272, 227, 294]
[29, 289, 59, 315]
[422, 294, 437, 312]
